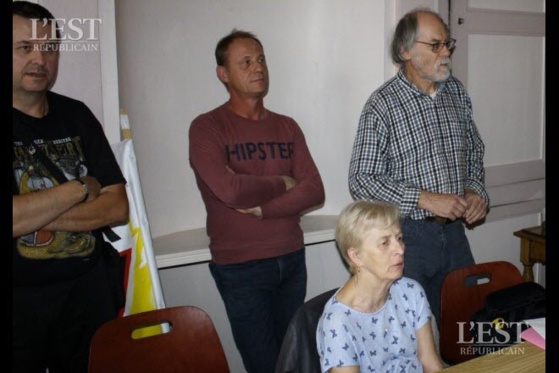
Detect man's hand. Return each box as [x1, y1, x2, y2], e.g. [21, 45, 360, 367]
[418, 191, 468, 221]
[281, 175, 297, 191]
[79, 176, 101, 202]
[236, 206, 263, 218]
[463, 189, 488, 225]
[224, 164, 295, 217]
[225, 165, 236, 174]
[234, 175, 298, 217]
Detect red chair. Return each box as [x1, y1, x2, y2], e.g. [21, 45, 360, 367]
[440, 261, 524, 365]
[88, 305, 229, 372]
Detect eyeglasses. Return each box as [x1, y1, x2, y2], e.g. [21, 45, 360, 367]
[414, 38, 456, 53]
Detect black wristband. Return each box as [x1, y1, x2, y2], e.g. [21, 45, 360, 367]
[75, 178, 89, 202]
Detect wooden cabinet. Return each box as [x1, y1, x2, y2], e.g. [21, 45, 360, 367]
[513, 226, 545, 282]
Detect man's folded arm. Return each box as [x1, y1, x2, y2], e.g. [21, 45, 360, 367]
[13, 182, 129, 237]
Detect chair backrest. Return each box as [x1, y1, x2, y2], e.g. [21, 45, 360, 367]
[275, 288, 338, 373]
[88, 305, 229, 373]
[440, 261, 524, 365]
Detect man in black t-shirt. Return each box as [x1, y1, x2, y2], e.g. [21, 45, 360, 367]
[12, 2, 129, 372]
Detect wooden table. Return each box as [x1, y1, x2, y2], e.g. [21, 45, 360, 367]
[513, 225, 546, 282]
[441, 341, 545, 372]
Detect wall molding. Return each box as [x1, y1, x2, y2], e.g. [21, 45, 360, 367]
[485, 160, 545, 222]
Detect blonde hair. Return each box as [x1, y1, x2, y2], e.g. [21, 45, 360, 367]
[335, 200, 401, 275]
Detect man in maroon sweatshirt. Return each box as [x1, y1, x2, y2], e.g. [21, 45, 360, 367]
[189, 29, 325, 373]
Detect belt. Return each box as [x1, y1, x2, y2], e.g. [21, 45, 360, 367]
[424, 216, 452, 225]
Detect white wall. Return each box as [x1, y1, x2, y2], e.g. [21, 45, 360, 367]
[38, 0, 105, 129]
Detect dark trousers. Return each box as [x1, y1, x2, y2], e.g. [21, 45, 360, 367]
[401, 218, 475, 327]
[210, 248, 307, 373]
[12, 257, 117, 373]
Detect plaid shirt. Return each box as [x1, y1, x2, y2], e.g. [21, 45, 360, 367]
[349, 69, 489, 219]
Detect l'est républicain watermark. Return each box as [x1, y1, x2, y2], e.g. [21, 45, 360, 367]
[457, 320, 529, 357]
[31, 17, 102, 52]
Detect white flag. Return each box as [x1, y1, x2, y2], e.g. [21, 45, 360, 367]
[110, 139, 166, 316]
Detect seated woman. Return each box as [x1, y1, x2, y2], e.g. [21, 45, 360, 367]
[316, 200, 443, 373]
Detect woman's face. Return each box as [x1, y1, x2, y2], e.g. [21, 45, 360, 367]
[356, 222, 405, 282]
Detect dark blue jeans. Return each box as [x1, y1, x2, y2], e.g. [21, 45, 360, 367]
[210, 248, 307, 373]
[401, 219, 475, 327]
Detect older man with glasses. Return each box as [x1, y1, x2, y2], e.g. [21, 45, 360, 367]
[348, 7, 489, 328]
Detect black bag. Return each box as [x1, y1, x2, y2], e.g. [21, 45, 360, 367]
[102, 231, 127, 312]
[470, 282, 545, 355]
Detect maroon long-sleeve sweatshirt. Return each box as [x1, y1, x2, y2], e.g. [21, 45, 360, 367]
[189, 104, 325, 264]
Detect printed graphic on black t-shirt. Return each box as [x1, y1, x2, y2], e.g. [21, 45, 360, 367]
[13, 134, 96, 260]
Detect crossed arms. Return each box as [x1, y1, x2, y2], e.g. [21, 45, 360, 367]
[13, 177, 128, 237]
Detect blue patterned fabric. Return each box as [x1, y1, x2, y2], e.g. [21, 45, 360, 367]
[316, 278, 431, 373]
